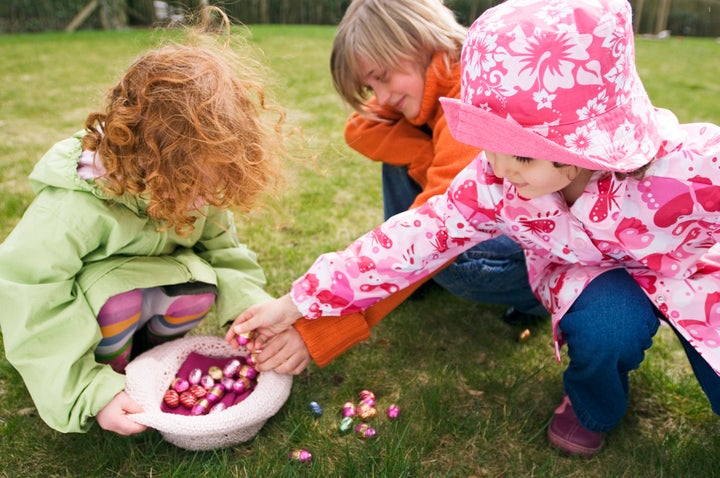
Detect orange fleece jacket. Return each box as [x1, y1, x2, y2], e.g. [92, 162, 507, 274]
[293, 54, 480, 367]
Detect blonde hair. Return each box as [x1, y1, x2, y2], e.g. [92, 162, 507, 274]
[82, 7, 284, 237]
[331, 0, 466, 113]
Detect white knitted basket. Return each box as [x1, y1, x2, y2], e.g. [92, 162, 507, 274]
[125, 335, 292, 450]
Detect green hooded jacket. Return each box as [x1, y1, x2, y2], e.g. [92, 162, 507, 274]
[0, 131, 273, 432]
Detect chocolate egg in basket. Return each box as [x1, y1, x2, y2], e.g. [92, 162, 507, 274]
[125, 335, 292, 450]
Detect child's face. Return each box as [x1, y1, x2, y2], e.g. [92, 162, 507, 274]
[485, 151, 591, 201]
[357, 56, 425, 120]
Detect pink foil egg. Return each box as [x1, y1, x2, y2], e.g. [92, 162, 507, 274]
[191, 397, 210, 416]
[232, 376, 252, 394]
[171, 377, 190, 393]
[223, 358, 242, 378]
[205, 385, 225, 404]
[200, 374, 215, 390]
[358, 389, 376, 407]
[236, 332, 252, 346]
[238, 364, 258, 380]
[387, 404, 400, 419]
[289, 449, 312, 463]
[354, 423, 376, 438]
[221, 377, 236, 391]
[209, 402, 226, 414]
[342, 401, 356, 417]
[187, 367, 203, 385]
[246, 349, 262, 367]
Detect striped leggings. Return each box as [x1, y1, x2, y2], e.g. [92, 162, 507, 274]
[95, 284, 216, 373]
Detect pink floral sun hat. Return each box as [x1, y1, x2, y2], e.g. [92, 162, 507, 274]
[441, 0, 663, 172]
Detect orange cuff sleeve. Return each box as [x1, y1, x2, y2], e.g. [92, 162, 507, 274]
[293, 272, 440, 367]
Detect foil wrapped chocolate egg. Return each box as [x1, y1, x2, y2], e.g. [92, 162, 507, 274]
[358, 389, 376, 407]
[289, 449, 312, 463]
[209, 402, 226, 414]
[223, 358, 242, 378]
[236, 332, 253, 347]
[339, 416, 354, 433]
[232, 376, 252, 394]
[205, 384, 225, 404]
[171, 377, 190, 393]
[341, 401, 356, 418]
[179, 390, 197, 409]
[354, 423, 376, 438]
[221, 377, 236, 391]
[246, 349, 261, 367]
[200, 374, 216, 390]
[191, 397, 210, 416]
[386, 404, 400, 419]
[308, 401, 323, 417]
[189, 384, 207, 398]
[208, 365, 224, 381]
[357, 401, 377, 421]
[518, 328, 531, 342]
[187, 367, 203, 385]
[163, 389, 180, 408]
[238, 364, 258, 380]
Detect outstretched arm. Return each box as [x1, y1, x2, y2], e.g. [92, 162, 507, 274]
[225, 294, 301, 345]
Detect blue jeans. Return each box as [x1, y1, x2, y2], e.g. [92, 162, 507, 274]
[559, 268, 720, 432]
[382, 163, 545, 316]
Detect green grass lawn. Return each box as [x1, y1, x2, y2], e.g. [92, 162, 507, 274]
[1, 25, 720, 477]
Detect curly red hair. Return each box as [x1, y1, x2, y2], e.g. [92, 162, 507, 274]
[82, 17, 283, 236]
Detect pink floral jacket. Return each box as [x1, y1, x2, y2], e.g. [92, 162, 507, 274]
[292, 109, 720, 373]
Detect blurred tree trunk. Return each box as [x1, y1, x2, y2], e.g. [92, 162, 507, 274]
[99, 0, 127, 30]
[633, 0, 644, 33]
[655, 0, 671, 33]
[259, 0, 269, 23]
[281, 0, 290, 23]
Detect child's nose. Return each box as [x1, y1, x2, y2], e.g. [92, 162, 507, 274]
[374, 85, 390, 105]
[490, 156, 508, 178]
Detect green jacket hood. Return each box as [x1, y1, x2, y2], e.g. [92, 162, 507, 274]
[28, 130, 146, 215]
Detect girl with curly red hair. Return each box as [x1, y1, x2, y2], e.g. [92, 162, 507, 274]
[0, 10, 283, 436]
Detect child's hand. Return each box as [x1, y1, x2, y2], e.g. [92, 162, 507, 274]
[251, 327, 311, 375]
[95, 391, 147, 436]
[225, 294, 301, 346]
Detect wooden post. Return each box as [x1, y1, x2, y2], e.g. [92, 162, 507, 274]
[633, 0, 645, 34]
[98, 0, 128, 30]
[655, 0, 671, 34]
[65, 0, 99, 32]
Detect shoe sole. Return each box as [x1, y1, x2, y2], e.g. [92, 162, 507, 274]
[547, 427, 603, 458]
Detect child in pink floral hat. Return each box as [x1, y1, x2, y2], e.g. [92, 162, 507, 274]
[228, 0, 720, 457]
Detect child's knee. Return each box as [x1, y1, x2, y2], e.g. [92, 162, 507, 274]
[164, 292, 216, 318]
[97, 289, 143, 324]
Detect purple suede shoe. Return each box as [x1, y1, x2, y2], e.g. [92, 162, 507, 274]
[547, 395, 605, 457]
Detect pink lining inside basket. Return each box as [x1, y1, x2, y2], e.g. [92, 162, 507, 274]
[160, 351, 253, 416]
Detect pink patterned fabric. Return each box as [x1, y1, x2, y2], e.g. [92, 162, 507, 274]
[441, 0, 662, 172]
[290, 0, 720, 375]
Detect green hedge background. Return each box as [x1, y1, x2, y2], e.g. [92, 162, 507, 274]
[2, 0, 719, 36]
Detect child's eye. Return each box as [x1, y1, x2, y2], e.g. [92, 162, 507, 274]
[515, 156, 533, 163]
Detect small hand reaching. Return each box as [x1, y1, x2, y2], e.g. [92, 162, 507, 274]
[95, 390, 147, 436]
[225, 294, 302, 348]
[248, 326, 311, 375]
